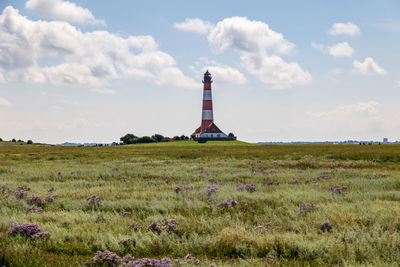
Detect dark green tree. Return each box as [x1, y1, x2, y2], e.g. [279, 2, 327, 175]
[27, 140, 33, 144]
[152, 134, 164, 142]
[120, 134, 136, 144]
[11, 139, 16, 142]
[173, 136, 181, 141]
[228, 132, 235, 138]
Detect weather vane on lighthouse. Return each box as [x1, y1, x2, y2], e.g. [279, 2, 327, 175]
[191, 71, 236, 142]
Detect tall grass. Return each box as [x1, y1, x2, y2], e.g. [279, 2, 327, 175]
[1, 142, 400, 266]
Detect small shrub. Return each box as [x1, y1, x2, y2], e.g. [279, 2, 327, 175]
[26, 195, 42, 206]
[86, 195, 102, 209]
[320, 222, 333, 232]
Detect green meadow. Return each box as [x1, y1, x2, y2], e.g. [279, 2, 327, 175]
[1, 141, 400, 266]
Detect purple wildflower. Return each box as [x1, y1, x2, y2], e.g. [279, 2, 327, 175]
[7, 223, 50, 239]
[262, 180, 280, 185]
[86, 250, 122, 266]
[26, 195, 42, 206]
[26, 205, 43, 213]
[86, 195, 102, 209]
[298, 203, 320, 213]
[48, 187, 55, 192]
[174, 186, 184, 193]
[217, 200, 238, 209]
[288, 179, 299, 184]
[45, 194, 60, 203]
[320, 221, 333, 232]
[245, 184, 256, 193]
[126, 257, 172, 267]
[237, 184, 245, 191]
[183, 254, 200, 265]
[328, 185, 348, 194]
[206, 185, 219, 196]
[148, 222, 163, 234]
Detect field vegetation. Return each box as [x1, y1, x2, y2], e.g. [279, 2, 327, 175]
[1, 141, 400, 266]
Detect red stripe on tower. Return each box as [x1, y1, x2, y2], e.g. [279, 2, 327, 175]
[201, 70, 213, 130]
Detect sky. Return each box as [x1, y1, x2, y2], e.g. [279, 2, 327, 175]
[0, 0, 399, 143]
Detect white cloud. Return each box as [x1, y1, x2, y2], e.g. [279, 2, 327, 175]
[208, 17, 295, 55]
[26, 0, 105, 26]
[0, 97, 12, 107]
[181, 17, 311, 88]
[318, 101, 380, 118]
[312, 42, 354, 57]
[0, 6, 197, 89]
[173, 18, 214, 35]
[191, 58, 247, 85]
[353, 57, 386, 75]
[240, 53, 311, 88]
[328, 22, 360, 36]
[91, 88, 116, 95]
[328, 42, 354, 57]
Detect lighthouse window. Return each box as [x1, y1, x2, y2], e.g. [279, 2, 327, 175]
[217, 134, 220, 137]
[211, 134, 213, 137]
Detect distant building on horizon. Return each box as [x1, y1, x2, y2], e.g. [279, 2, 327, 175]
[191, 71, 235, 141]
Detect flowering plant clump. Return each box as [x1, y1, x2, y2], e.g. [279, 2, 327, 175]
[148, 222, 163, 234]
[298, 203, 320, 213]
[174, 185, 193, 193]
[7, 223, 51, 239]
[254, 222, 280, 232]
[245, 184, 256, 193]
[26, 195, 42, 206]
[288, 179, 300, 184]
[129, 221, 141, 231]
[328, 185, 348, 195]
[217, 200, 238, 210]
[26, 205, 43, 213]
[320, 221, 333, 232]
[182, 254, 200, 265]
[120, 210, 133, 217]
[262, 180, 280, 186]
[84, 250, 122, 266]
[45, 194, 60, 203]
[48, 187, 55, 192]
[148, 217, 178, 234]
[206, 185, 219, 196]
[125, 257, 172, 267]
[86, 195, 102, 209]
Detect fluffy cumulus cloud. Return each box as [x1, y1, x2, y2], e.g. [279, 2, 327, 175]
[175, 16, 311, 88]
[328, 42, 354, 57]
[328, 22, 360, 36]
[0, 6, 197, 90]
[312, 42, 354, 57]
[353, 57, 386, 75]
[173, 18, 214, 35]
[26, 0, 105, 26]
[0, 97, 12, 107]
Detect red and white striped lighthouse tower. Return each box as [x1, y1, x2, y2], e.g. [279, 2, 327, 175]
[201, 70, 214, 130]
[191, 71, 230, 140]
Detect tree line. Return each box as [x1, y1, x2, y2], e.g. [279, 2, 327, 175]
[120, 134, 189, 144]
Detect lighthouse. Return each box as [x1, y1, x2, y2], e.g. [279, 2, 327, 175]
[191, 71, 234, 141]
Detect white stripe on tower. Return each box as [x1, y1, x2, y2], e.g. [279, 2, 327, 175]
[203, 90, 212, 100]
[202, 110, 213, 120]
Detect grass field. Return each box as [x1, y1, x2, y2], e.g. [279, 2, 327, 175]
[1, 141, 400, 266]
